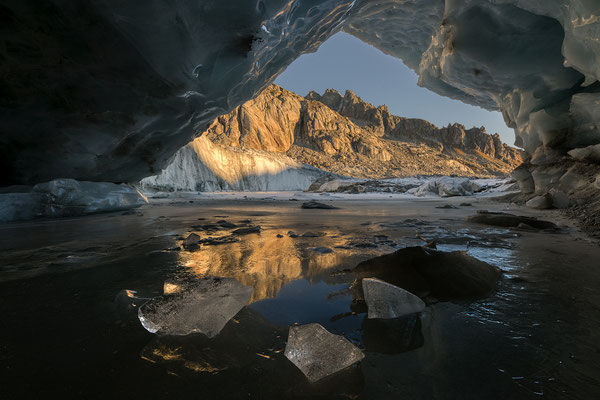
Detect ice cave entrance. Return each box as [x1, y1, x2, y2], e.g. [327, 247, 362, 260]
[275, 32, 515, 146]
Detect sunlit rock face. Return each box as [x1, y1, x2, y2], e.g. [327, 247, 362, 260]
[1, 0, 599, 194]
[144, 85, 521, 189]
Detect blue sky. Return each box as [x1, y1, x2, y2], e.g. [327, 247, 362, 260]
[275, 32, 516, 146]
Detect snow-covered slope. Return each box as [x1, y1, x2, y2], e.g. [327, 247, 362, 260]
[140, 136, 327, 192]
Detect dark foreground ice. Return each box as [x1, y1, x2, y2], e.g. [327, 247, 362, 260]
[1, 194, 599, 399]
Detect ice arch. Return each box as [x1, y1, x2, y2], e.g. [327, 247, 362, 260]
[0, 0, 599, 186]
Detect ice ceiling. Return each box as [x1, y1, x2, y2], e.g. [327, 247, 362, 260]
[1, 0, 599, 185]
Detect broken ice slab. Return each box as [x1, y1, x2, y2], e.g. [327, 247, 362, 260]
[284, 323, 364, 382]
[362, 278, 425, 319]
[138, 277, 253, 337]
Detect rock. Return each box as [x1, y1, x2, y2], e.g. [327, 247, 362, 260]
[568, 144, 600, 164]
[232, 226, 261, 235]
[531, 165, 566, 194]
[301, 231, 327, 237]
[516, 223, 537, 231]
[351, 246, 501, 301]
[460, 202, 473, 206]
[467, 211, 557, 230]
[511, 165, 535, 194]
[526, 194, 553, 209]
[287, 231, 299, 238]
[559, 165, 593, 194]
[301, 201, 340, 209]
[191, 223, 221, 231]
[183, 233, 201, 247]
[217, 220, 237, 228]
[549, 188, 569, 209]
[200, 236, 241, 245]
[530, 147, 565, 165]
[362, 278, 426, 319]
[308, 247, 334, 254]
[276, 234, 284, 238]
[435, 204, 458, 209]
[350, 242, 379, 248]
[138, 277, 253, 337]
[284, 324, 364, 382]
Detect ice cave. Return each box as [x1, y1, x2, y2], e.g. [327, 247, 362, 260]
[1, 1, 600, 399]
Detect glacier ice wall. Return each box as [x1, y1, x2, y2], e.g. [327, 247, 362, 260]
[1, 0, 599, 191]
[140, 136, 326, 192]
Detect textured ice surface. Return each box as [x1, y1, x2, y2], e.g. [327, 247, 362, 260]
[140, 136, 325, 191]
[362, 278, 425, 319]
[284, 323, 364, 382]
[2, 1, 600, 185]
[138, 277, 253, 337]
[309, 176, 514, 197]
[0, 179, 147, 222]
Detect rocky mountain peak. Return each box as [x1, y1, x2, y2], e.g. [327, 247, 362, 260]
[204, 84, 522, 178]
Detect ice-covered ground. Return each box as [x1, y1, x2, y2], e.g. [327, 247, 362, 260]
[141, 176, 518, 202]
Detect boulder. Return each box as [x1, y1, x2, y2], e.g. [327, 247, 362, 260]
[559, 165, 592, 194]
[284, 324, 364, 382]
[362, 278, 425, 319]
[526, 194, 553, 209]
[232, 226, 261, 235]
[511, 165, 535, 194]
[301, 201, 340, 209]
[183, 233, 201, 247]
[568, 144, 600, 164]
[549, 189, 569, 209]
[467, 211, 557, 230]
[352, 246, 501, 301]
[138, 277, 253, 337]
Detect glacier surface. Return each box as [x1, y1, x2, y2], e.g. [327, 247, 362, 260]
[140, 136, 327, 192]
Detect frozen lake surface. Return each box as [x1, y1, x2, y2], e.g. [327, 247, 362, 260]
[1, 194, 599, 399]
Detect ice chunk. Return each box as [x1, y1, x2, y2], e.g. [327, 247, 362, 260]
[0, 179, 147, 222]
[33, 178, 147, 214]
[362, 278, 425, 319]
[284, 323, 364, 382]
[138, 277, 253, 337]
[413, 177, 474, 197]
[0, 193, 49, 222]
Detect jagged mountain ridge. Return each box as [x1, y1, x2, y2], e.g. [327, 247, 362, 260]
[204, 85, 522, 178]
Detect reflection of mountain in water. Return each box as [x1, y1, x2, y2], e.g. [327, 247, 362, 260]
[177, 232, 345, 302]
